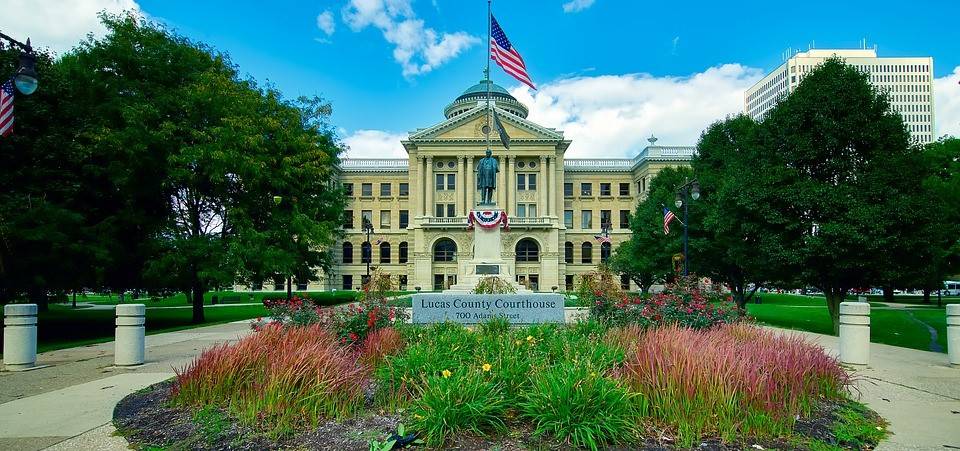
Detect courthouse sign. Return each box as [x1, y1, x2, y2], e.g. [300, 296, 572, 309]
[412, 293, 564, 324]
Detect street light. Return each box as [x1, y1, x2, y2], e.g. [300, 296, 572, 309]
[362, 217, 374, 282]
[674, 178, 700, 277]
[0, 32, 39, 95]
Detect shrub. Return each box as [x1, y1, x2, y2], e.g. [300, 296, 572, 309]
[262, 295, 323, 327]
[575, 265, 624, 307]
[615, 323, 850, 446]
[171, 324, 365, 436]
[473, 276, 517, 294]
[591, 274, 743, 329]
[410, 370, 508, 447]
[520, 361, 646, 451]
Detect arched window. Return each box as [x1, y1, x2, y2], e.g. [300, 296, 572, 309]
[433, 238, 457, 262]
[600, 242, 611, 262]
[398, 242, 408, 264]
[581, 242, 593, 264]
[361, 242, 371, 264]
[515, 238, 540, 262]
[342, 242, 353, 264]
[379, 242, 391, 264]
[564, 242, 574, 264]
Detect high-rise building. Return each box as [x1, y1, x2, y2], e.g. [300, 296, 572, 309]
[744, 49, 935, 143]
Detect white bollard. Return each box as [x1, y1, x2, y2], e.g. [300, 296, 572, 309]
[3, 304, 38, 371]
[839, 301, 870, 365]
[115, 304, 145, 366]
[947, 304, 960, 366]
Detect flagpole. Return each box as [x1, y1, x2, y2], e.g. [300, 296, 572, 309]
[485, 0, 492, 151]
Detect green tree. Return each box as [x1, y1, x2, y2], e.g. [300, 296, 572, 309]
[749, 58, 926, 333]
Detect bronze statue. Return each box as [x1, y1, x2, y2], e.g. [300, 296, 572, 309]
[476, 149, 499, 205]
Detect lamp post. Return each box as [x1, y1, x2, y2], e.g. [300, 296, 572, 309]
[674, 178, 700, 276]
[0, 32, 39, 95]
[362, 217, 374, 283]
[599, 222, 611, 263]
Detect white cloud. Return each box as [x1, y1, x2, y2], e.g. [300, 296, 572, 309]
[0, 0, 141, 55]
[342, 0, 479, 77]
[934, 66, 960, 138]
[510, 64, 764, 158]
[316, 10, 336, 36]
[562, 0, 596, 13]
[342, 129, 408, 158]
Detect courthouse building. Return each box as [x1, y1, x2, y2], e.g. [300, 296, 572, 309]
[318, 80, 694, 292]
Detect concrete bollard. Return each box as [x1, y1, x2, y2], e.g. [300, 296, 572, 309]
[3, 304, 38, 371]
[839, 301, 870, 365]
[947, 304, 960, 366]
[115, 304, 146, 366]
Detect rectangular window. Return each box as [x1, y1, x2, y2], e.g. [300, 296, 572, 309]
[380, 210, 391, 228]
[447, 203, 455, 218]
[380, 183, 391, 197]
[435, 203, 444, 217]
[517, 174, 526, 190]
[342, 275, 353, 291]
[399, 183, 409, 197]
[447, 174, 455, 190]
[600, 210, 612, 229]
[600, 183, 611, 196]
[361, 183, 372, 197]
[564, 210, 573, 228]
[619, 183, 630, 196]
[564, 182, 573, 197]
[528, 174, 537, 190]
[565, 274, 574, 292]
[581, 210, 592, 229]
[399, 210, 409, 229]
[619, 210, 630, 229]
[296, 281, 308, 291]
[398, 275, 407, 290]
[517, 203, 537, 217]
[435, 174, 444, 191]
[361, 210, 372, 227]
[343, 183, 354, 196]
[343, 210, 354, 229]
[581, 183, 592, 196]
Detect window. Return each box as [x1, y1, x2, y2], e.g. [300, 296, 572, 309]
[564, 182, 573, 197]
[581, 210, 592, 229]
[343, 210, 354, 229]
[435, 174, 444, 191]
[361, 242, 371, 263]
[273, 280, 284, 291]
[380, 210, 391, 228]
[600, 183, 611, 196]
[380, 183, 391, 197]
[379, 242, 391, 263]
[600, 210, 612, 229]
[565, 274, 574, 292]
[361, 183, 372, 197]
[528, 174, 537, 190]
[399, 183, 409, 197]
[361, 210, 372, 228]
[433, 238, 457, 262]
[436, 174, 455, 190]
[342, 242, 353, 263]
[619, 210, 630, 229]
[447, 173, 455, 190]
[399, 275, 407, 290]
[581, 183, 592, 196]
[517, 203, 537, 217]
[581, 242, 593, 263]
[515, 238, 539, 262]
[296, 280, 308, 291]
[399, 210, 409, 229]
[517, 174, 526, 190]
[600, 242, 611, 262]
[399, 242, 408, 263]
[564, 242, 574, 263]
[619, 183, 630, 196]
[343, 183, 354, 196]
[564, 210, 573, 228]
[447, 204, 455, 217]
[342, 275, 353, 291]
[435, 204, 444, 217]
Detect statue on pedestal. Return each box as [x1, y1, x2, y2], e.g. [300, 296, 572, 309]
[476, 148, 499, 205]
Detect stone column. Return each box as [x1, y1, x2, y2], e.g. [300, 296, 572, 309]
[505, 155, 514, 214]
[555, 154, 564, 219]
[425, 156, 434, 216]
[466, 156, 475, 211]
[539, 155, 548, 216]
[948, 304, 960, 366]
[115, 304, 146, 366]
[456, 156, 465, 215]
[411, 155, 422, 217]
[839, 302, 870, 365]
[3, 304, 37, 371]
[496, 155, 506, 207]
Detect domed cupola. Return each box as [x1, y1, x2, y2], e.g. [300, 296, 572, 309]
[443, 80, 529, 119]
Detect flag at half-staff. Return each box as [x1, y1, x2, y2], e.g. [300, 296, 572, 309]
[493, 110, 510, 149]
[489, 15, 536, 90]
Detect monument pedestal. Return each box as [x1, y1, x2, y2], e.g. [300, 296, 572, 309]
[445, 208, 530, 293]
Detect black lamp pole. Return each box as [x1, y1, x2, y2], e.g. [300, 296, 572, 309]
[362, 218, 374, 281]
[0, 31, 39, 95]
[674, 178, 700, 276]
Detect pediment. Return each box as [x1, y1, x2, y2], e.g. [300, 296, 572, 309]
[408, 106, 564, 142]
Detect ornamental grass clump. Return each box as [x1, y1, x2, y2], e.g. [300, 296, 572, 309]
[171, 324, 365, 436]
[615, 323, 850, 446]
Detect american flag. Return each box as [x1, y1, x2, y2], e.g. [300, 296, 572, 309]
[490, 16, 535, 90]
[662, 207, 677, 235]
[594, 234, 612, 244]
[0, 81, 14, 137]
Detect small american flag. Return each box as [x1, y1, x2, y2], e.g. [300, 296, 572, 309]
[0, 80, 14, 137]
[594, 234, 611, 243]
[663, 207, 677, 235]
[490, 16, 535, 91]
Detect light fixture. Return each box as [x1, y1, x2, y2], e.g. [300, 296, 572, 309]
[14, 50, 38, 95]
[675, 193, 683, 209]
[273, 195, 282, 205]
[691, 181, 701, 201]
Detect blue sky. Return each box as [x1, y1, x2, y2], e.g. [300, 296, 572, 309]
[7, 0, 960, 157]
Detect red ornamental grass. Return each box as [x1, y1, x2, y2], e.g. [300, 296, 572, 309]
[616, 324, 850, 443]
[171, 324, 365, 434]
[358, 327, 406, 368]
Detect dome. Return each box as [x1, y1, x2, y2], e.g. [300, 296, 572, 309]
[444, 80, 529, 119]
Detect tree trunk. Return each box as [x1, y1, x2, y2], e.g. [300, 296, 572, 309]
[286, 275, 292, 300]
[825, 289, 844, 336]
[882, 286, 894, 302]
[72, 291, 77, 308]
[922, 289, 931, 304]
[191, 281, 205, 323]
[29, 287, 48, 312]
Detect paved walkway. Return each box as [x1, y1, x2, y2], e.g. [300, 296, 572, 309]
[0, 323, 957, 450]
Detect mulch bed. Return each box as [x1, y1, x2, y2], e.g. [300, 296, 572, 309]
[114, 380, 870, 450]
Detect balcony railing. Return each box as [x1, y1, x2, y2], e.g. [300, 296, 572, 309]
[421, 216, 553, 228]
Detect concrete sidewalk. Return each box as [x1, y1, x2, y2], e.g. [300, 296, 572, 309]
[0, 322, 957, 450]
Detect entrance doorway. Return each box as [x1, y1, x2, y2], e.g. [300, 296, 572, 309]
[433, 273, 458, 290]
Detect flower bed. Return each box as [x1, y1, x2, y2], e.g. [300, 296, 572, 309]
[591, 275, 744, 329]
